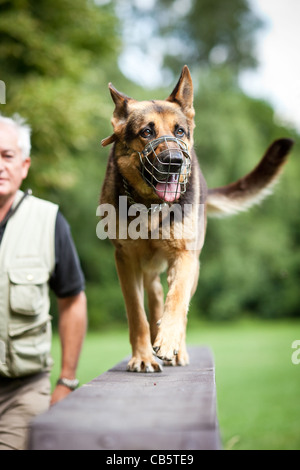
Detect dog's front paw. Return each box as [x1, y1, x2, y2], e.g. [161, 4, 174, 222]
[127, 356, 163, 373]
[163, 348, 190, 367]
[153, 329, 182, 363]
[153, 316, 187, 363]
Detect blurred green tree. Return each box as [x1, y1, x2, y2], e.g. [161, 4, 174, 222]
[158, 0, 262, 71]
[0, 0, 119, 194]
[0, 0, 126, 328]
[114, 0, 262, 87]
[191, 68, 300, 320]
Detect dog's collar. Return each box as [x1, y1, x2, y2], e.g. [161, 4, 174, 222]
[122, 178, 169, 213]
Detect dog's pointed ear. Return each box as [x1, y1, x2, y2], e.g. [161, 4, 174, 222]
[166, 65, 194, 119]
[108, 83, 135, 138]
[109, 83, 132, 120]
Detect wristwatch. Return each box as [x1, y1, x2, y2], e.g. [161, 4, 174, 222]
[57, 377, 79, 391]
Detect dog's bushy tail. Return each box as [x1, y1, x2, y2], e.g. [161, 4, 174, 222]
[206, 139, 294, 217]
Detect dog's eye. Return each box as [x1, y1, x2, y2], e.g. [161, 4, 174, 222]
[140, 128, 153, 139]
[175, 127, 185, 138]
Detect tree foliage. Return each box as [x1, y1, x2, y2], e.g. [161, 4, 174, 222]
[114, 0, 262, 86]
[191, 68, 300, 320]
[0, 0, 119, 193]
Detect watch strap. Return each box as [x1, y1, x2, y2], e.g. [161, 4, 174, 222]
[57, 377, 79, 391]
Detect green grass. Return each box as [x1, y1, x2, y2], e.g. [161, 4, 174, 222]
[50, 318, 300, 450]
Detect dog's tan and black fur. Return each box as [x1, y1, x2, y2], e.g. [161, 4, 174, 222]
[100, 66, 294, 372]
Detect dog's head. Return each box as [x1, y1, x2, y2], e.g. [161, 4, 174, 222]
[102, 66, 195, 203]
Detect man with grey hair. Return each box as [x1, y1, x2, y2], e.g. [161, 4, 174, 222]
[0, 114, 87, 450]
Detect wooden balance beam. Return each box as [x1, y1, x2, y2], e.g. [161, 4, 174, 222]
[28, 346, 221, 450]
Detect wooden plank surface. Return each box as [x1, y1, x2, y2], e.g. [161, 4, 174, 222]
[28, 347, 221, 450]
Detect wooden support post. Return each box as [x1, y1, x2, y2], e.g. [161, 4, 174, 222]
[28, 347, 221, 450]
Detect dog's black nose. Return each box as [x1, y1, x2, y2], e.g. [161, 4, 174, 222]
[159, 149, 184, 168]
[169, 151, 184, 166]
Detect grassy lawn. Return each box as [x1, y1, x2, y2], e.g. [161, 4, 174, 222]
[50, 318, 300, 450]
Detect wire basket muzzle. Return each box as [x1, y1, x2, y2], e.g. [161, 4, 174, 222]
[139, 136, 192, 203]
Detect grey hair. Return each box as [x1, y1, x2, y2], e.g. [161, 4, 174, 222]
[0, 113, 31, 160]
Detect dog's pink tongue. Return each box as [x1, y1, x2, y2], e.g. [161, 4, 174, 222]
[155, 180, 180, 203]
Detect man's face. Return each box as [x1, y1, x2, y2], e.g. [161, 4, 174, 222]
[0, 123, 31, 202]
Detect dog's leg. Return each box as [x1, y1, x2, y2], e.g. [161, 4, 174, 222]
[115, 250, 162, 372]
[162, 257, 200, 367]
[144, 272, 164, 344]
[163, 316, 190, 367]
[167, 259, 199, 366]
[176, 317, 190, 365]
[153, 251, 198, 363]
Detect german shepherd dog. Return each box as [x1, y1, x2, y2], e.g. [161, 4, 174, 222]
[100, 66, 293, 372]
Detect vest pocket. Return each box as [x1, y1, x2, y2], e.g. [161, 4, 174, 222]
[9, 268, 49, 316]
[8, 320, 53, 377]
[7, 267, 52, 376]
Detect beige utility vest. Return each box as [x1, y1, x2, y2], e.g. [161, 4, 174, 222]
[0, 191, 58, 378]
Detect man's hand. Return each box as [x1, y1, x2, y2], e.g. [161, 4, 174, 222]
[50, 384, 72, 406]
